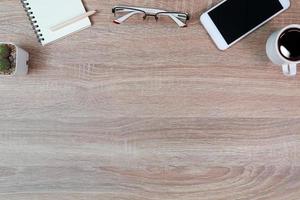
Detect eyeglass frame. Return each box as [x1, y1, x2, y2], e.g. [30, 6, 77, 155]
[112, 6, 190, 27]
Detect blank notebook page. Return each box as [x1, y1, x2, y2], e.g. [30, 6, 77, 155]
[26, 0, 91, 45]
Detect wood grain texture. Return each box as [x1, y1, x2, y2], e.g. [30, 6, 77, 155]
[0, 0, 300, 199]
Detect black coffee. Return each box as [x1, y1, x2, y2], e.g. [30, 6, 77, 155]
[278, 28, 300, 61]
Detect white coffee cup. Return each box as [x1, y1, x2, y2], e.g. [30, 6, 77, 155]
[266, 24, 300, 76]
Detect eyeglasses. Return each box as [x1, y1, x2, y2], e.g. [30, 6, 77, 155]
[112, 6, 190, 28]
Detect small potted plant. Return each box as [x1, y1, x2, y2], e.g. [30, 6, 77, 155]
[0, 43, 29, 76]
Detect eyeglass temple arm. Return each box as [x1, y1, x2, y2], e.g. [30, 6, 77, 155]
[113, 11, 142, 24]
[164, 14, 187, 27]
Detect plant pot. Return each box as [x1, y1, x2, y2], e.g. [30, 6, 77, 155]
[0, 42, 29, 76]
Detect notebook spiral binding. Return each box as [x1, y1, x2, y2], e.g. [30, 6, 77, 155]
[20, 0, 44, 43]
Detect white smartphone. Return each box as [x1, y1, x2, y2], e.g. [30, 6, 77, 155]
[200, 0, 290, 50]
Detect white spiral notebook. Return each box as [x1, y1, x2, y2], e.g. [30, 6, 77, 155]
[21, 0, 91, 45]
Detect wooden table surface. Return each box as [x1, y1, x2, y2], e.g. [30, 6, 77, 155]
[0, 0, 300, 199]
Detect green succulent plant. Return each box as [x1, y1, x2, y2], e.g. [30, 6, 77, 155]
[0, 58, 11, 71]
[0, 44, 10, 58]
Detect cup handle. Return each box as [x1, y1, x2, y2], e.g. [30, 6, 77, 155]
[282, 63, 297, 76]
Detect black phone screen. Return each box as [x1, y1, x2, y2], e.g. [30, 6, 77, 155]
[208, 0, 284, 44]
